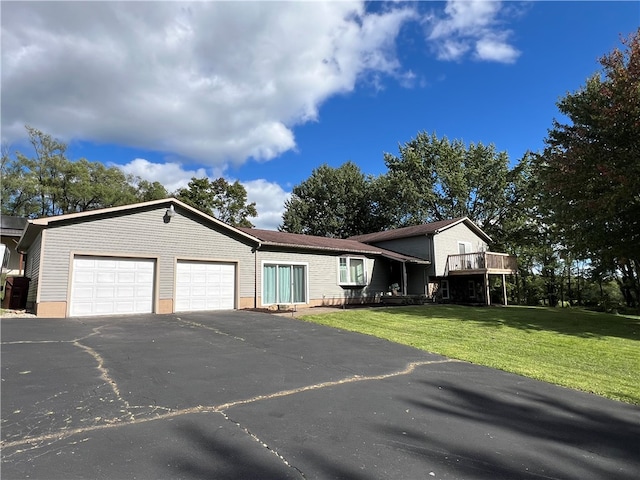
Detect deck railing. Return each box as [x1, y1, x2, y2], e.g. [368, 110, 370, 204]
[447, 252, 517, 274]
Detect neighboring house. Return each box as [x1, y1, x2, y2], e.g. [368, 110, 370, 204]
[350, 218, 518, 305]
[16, 198, 516, 318]
[1, 215, 28, 276]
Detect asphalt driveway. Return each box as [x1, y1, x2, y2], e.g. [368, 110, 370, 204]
[1, 311, 639, 480]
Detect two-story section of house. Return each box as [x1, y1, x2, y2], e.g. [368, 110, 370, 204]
[350, 218, 517, 305]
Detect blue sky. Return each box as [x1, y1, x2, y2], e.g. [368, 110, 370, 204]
[2, 1, 638, 229]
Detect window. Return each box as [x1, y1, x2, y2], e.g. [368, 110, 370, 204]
[441, 280, 449, 299]
[458, 241, 472, 254]
[263, 263, 307, 305]
[338, 257, 366, 286]
[458, 241, 473, 269]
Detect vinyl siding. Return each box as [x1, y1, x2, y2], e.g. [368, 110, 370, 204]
[370, 236, 431, 261]
[37, 206, 256, 303]
[433, 223, 488, 277]
[25, 234, 42, 306]
[256, 250, 387, 305]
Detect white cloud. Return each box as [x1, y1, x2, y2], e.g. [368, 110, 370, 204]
[118, 159, 288, 230]
[2, 1, 416, 167]
[243, 179, 291, 230]
[427, 0, 521, 63]
[475, 33, 521, 63]
[119, 158, 210, 194]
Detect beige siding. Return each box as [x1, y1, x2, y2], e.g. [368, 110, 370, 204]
[256, 250, 385, 306]
[38, 206, 256, 305]
[433, 223, 488, 276]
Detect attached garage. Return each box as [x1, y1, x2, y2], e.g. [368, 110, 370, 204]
[17, 198, 259, 318]
[175, 261, 235, 312]
[70, 256, 155, 317]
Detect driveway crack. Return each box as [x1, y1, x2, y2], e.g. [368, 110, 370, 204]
[218, 410, 307, 479]
[73, 340, 136, 422]
[2, 358, 458, 452]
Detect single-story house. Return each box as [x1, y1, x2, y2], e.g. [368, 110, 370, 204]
[16, 198, 517, 318]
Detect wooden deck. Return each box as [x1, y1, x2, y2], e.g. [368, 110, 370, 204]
[446, 252, 517, 275]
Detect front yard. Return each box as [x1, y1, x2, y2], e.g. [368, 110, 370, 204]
[299, 305, 640, 405]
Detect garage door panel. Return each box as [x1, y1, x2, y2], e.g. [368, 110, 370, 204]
[116, 271, 135, 283]
[115, 285, 134, 297]
[70, 257, 154, 317]
[96, 286, 116, 298]
[74, 258, 96, 268]
[175, 261, 235, 312]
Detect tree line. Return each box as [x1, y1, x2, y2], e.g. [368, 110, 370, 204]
[2, 29, 638, 310]
[1, 127, 257, 227]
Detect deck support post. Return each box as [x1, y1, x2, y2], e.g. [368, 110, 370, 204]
[484, 272, 490, 306]
[502, 273, 508, 306]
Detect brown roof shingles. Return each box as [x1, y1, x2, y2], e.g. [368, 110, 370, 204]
[238, 227, 429, 264]
[348, 218, 465, 242]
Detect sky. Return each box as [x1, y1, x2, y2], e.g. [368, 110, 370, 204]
[2, 1, 638, 230]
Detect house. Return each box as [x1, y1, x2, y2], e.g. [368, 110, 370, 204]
[16, 198, 516, 318]
[350, 218, 518, 305]
[1, 215, 28, 276]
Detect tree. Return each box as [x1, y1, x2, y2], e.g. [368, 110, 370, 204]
[280, 162, 383, 238]
[1, 142, 40, 217]
[175, 177, 257, 227]
[539, 29, 640, 307]
[1, 126, 163, 218]
[382, 131, 528, 244]
[135, 180, 169, 202]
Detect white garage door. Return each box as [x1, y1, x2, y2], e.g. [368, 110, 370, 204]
[70, 256, 155, 317]
[175, 261, 235, 312]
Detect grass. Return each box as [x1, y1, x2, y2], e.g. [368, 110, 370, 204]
[299, 305, 640, 405]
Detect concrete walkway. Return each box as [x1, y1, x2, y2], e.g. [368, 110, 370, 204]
[2, 311, 639, 479]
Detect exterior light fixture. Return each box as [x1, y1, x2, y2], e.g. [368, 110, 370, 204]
[165, 205, 175, 218]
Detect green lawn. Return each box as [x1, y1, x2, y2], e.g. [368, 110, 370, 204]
[299, 305, 640, 405]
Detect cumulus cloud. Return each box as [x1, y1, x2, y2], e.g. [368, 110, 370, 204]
[119, 158, 210, 194]
[2, 1, 416, 167]
[427, 0, 521, 63]
[118, 159, 288, 230]
[243, 179, 291, 230]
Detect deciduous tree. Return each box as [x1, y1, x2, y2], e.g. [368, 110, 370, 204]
[175, 177, 257, 227]
[1, 126, 165, 218]
[539, 29, 640, 306]
[280, 162, 382, 238]
[382, 131, 527, 244]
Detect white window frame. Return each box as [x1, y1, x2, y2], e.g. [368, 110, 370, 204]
[338, 256, 367, 286]
[458, 241, 472, 254]
[441, 279, 450, 299]
[261, 261, 309, 306]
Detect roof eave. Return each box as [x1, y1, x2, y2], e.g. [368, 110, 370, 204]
[16, 198, 262, 251]
[260, 241, 382, 256]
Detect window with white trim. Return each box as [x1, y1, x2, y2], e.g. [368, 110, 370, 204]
[263, 263, 307, 305]
[458, 241, 472, 254]
[338, 257, 367, 286]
